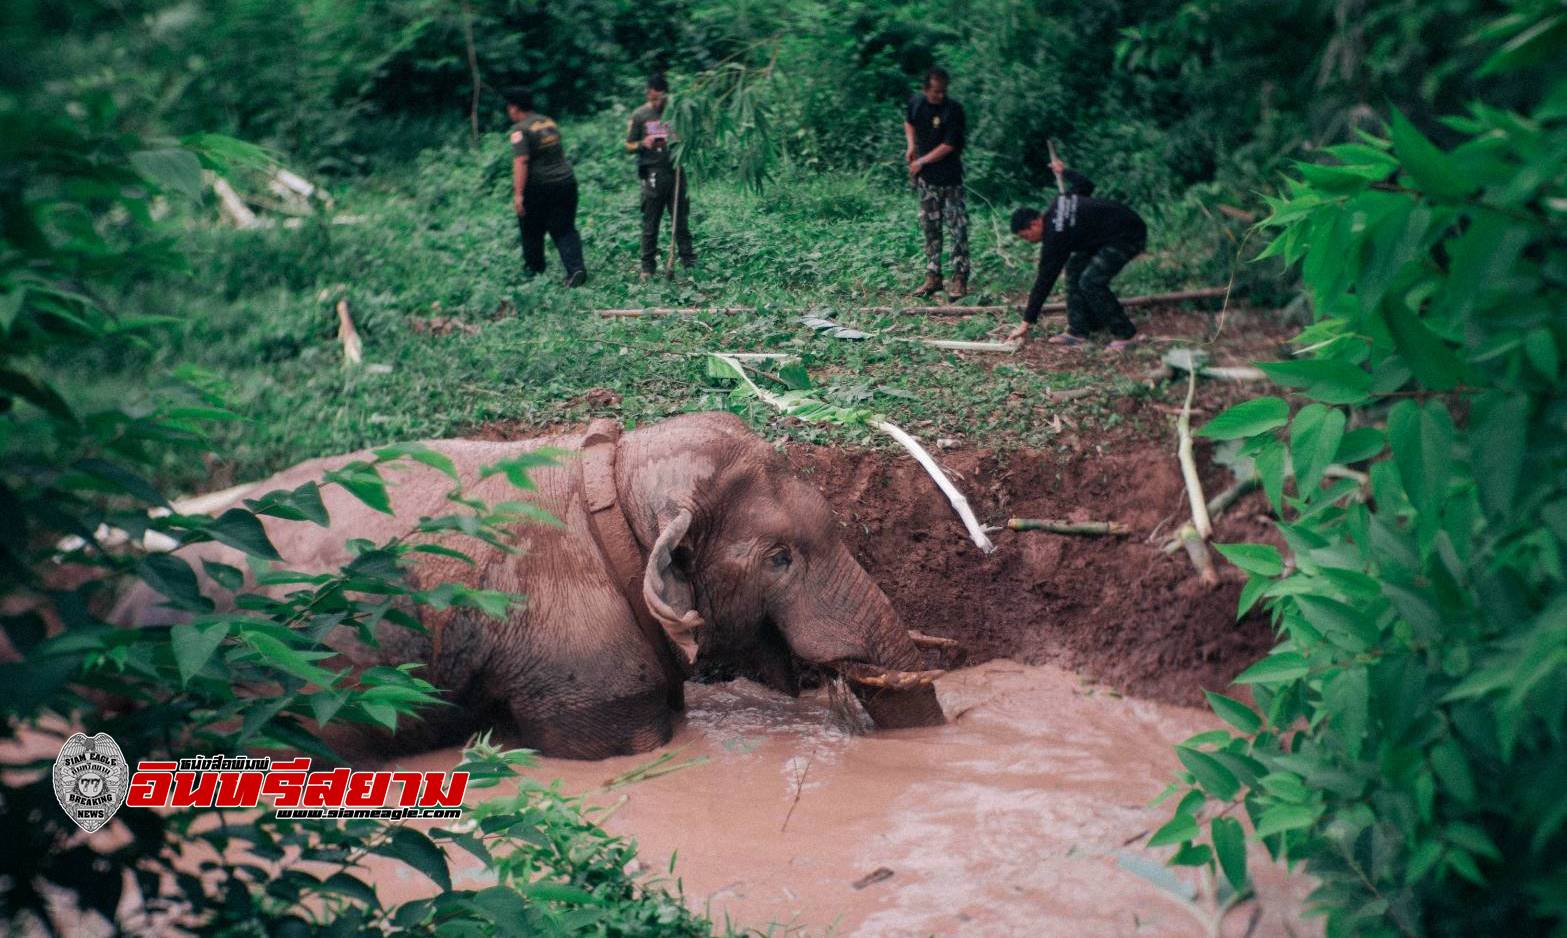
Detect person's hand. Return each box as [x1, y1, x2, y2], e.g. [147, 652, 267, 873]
[513, 193, 524, 217]
[905, 146, 916, 165]
[1006, 321, 1031, 344]
[908, 157, 923, 177]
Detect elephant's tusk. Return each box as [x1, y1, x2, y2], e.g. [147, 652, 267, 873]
[838, 662, 947, 690]
[907, 630, 961, 650]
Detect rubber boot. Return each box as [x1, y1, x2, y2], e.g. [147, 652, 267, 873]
[911, 273, 943, 298]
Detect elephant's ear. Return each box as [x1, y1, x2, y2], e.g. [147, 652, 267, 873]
[643, 508, 705, 650]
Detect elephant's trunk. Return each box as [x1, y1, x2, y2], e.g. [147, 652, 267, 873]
[775, 545, 946, 729]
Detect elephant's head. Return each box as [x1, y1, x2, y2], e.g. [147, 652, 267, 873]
[621, 413, 945, 729]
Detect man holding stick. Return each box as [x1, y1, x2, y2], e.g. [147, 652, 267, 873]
[904, 67, 970, 300]
[626, 72, 695, 281]
[1007, 157, 1145, 348]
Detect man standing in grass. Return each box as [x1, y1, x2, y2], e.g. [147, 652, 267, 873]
[626, 72, 695, 281]
[904, 67, 969, 300]
[1006, 159, 1145, 349]
[506, 88, 587, 287]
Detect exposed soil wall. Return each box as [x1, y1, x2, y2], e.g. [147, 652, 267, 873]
[786, 439, 1276, 706]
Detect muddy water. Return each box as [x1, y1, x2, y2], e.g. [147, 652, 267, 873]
[393, 661, 1312, 936]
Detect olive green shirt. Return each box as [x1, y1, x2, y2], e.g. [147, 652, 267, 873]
[626, 103, 673, 173]
[510, 113, 574, 185]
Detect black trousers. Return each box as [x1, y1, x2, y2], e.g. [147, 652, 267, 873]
[518, 177, 585, 278]
[639, 166, 694, 273]
[1064, 240, 1141, 339]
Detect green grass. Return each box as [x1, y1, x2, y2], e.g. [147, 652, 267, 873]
[103, 111, 1234, 489]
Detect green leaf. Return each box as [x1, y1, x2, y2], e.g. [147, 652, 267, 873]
[375, 828, 451, 892]
[1258, 359, 1371, 405]
[1204, 691, 1262, 734]
[1253, 804, 1318, 838]
[1197, 397, 1290, 440]
[1211, 817, 1248, 892]
[73, 458, 170, 508]
[1471, 393, 1527, 517]
[1147, 811, 1199, 847]
[1254, 442, 1286, 512]
[1289, 404, 1346, 496]
[171, 620, 229, 685]
[208, 508, 282, 560]
[137, 554, 214, 613]
[1233, 652, 1309, 685]
[1176, 747, 1241, 800]
[130, 147, 206, 200]
[325, 462, 392, 514]
[319, 871, 379, 908]
[1382, 302, 1462, 390]
[1388, 108, 1470, 199]
[1215, 543, 1284, 578]
[1334, 427, 1385, 464]
[375, 442, 459, 482]
[201, 559, 245, 591]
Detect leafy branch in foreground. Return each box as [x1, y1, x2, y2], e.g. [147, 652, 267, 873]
[1149, 8, 1566, 937]
[1, 95, 723, 937]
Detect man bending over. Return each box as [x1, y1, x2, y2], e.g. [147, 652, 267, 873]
[1007, 161, 1146, 348]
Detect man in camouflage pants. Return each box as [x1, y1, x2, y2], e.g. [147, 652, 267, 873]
[904, 67, 970, 300]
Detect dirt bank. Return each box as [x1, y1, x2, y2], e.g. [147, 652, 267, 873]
[787, 438, 1275, 707]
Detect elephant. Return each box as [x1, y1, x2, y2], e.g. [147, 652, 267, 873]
[114, 412, 945, 760]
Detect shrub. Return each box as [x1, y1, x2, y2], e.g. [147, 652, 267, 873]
[1152, 5, 1567, 935]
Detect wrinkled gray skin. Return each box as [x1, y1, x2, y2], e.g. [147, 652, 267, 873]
[115, 413, 943, 760]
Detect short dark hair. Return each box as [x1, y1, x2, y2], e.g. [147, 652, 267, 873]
[924, 67, 950, 86]
[647, 72, 668, 92]
[1010, 207, 1041, 234]
[503, 87, 533, 111]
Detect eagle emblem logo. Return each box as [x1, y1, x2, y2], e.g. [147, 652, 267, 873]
[53, 733, 130, 833]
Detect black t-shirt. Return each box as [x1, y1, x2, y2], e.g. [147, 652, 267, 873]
[906, 94, 965, 187]
[1023, 174, 1148, 322]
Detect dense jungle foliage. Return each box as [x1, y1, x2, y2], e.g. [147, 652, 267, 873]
[2, 0, 1563, 934]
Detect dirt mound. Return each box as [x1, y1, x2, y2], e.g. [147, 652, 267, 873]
[786, 440, 1276, 706]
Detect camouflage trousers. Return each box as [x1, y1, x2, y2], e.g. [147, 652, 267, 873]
[916, 180, 970, 279]
[1064, 241, 1141, 340]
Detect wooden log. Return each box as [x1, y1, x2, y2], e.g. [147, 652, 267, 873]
[1006, 518, 1131, 536]
[594, 287, 1234, 319]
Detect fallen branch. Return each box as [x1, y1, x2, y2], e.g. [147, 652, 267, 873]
[336, 299, 363, 366]
[919, 338, 1020, 353]
[594, 287, 1234, 319]
[1006, 518, 1131, 536]
[1176, 368, 1213, 539]
[1161, 476, 1260, 555]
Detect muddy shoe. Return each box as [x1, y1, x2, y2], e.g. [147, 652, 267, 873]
[1106, 336, 1138, 351]
[946, 275, 968, 301]
[1047, 332, 1088, 347]
[910, 273, 944, 298]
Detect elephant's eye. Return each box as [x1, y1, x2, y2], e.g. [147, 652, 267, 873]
[768, 546, 793, 570]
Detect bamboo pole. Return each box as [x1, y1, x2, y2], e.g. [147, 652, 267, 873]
[593, 286, 1234, 319]
[1006, 519, 1131, 536]
[1177, 368, 1213, 539]
[1177, 522, 1220, 588]
[1161, 476, 1259, 555]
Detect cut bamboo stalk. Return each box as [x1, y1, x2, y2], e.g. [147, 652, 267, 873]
[1199, 365, 1269, 382]
[211, 176, 259, 229]
[872, 419, 996, 554]
[1161, 476, 1260, 554]
[336, 299, 363, 366]
[594, 287, 1233, 319]
[919, 338, 1020, 353]
[708, 353, 996, 554]
[1177, 522, 1220, 587]
[1006, 519, 1131, 536]
[1177, 368, 1213, 539]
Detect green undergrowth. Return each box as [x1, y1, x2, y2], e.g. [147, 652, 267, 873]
[93, 111, 1237, 489]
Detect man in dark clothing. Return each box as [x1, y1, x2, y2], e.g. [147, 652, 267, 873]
[505, 88, 587, 287]
[903, 67, 970, 300]
[1007, 162, 1146, 348]
[626, 73, 694, 281]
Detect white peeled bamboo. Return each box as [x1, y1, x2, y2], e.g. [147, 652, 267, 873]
[336, 299, 363, 366]
[1177, 368, 1213, 539]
